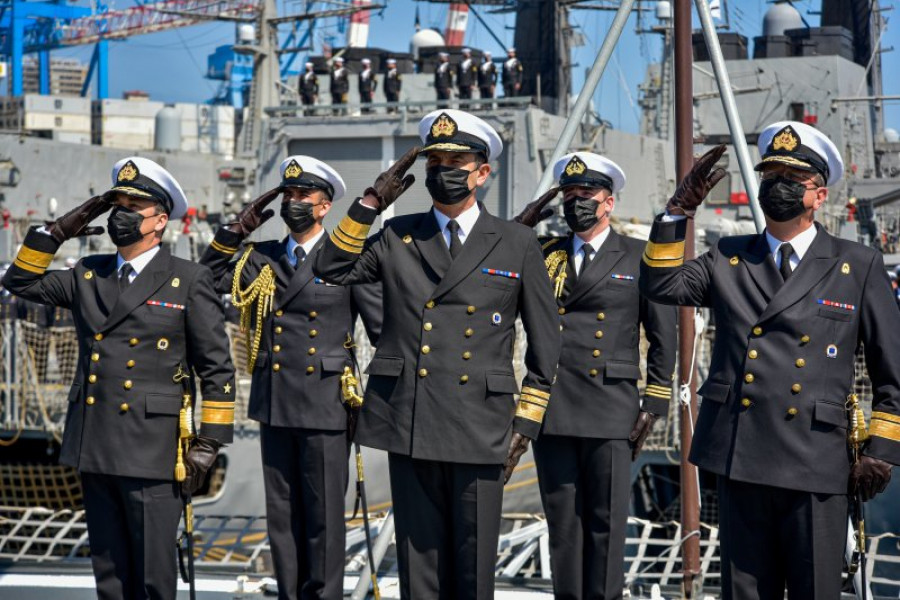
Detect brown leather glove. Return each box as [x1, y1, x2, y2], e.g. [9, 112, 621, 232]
[46, 193, 113, 243]
[504, 432, 531, 484]
[514, 187, 559, 228]
[666, 145, 728, 218]
[182, 436, 222, 496]
[849, 455, 892, 502]
[363, 146, 420, 213]
[227, 186, 283, 238]
[628, 410, 658, 461]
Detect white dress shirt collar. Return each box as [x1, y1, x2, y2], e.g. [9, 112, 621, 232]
[765, 225, 817, 269]
[116, 245, 161, 282]
[571, 226, 612, 274]
[433, 202, 481, 248]
[286, 229, 325, 267]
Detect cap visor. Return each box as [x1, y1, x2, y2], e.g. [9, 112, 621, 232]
[754, 156, 817, 172]
[109, 185, 157, 200]
[421, 142, 482, 155]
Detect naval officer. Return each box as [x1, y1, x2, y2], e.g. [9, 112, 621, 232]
[517, 152, 677, 600]
[3, 156, 236, 600]
[200, 156, 381, 600]
[640, 121, 899, 599]
[313, 108, 560, 599]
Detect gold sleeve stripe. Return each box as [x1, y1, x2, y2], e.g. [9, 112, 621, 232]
[646, 389, 671, 400]
[333, 228, 366, 250]
[210, 240, 238, 255]
[647, 384, 671, 395]
[521, 386, 550, 400]
[202, 406, 235, 425]
[337, 215, 372, 240]
[644, 241, 685, 261]
[870, 418, 900, 443]
[14, 257, 48, 274]
[331, 232, 364, 254]
[643, 253, 684, 269]
[872, 411, 900, 426]
[521, 394, 549, 408]
[515, 401, 546, 423]
[203, 400, 235, 409]
[17, 246, 55, 269]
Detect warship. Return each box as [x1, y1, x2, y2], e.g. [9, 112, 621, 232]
[1, 0, 899, 598]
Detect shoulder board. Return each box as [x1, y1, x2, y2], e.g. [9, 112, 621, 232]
[540, 236, 564, 251]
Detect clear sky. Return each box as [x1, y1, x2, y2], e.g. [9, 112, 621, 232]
[46, 0, 900, 135]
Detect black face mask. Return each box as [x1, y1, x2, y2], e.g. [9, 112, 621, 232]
[758, 176, 809, 222]
[425, 166, 474, 205]
[563, 197, 601, 232]
[107, 206, 148, 247]
[280, 200, 317, 234]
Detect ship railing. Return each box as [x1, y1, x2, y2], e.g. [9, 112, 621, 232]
[263, 96, 534, 119]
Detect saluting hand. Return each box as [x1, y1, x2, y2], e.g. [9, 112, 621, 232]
[47, 193, 114, 243]
[504, 432, 531, 484]
[363, 146, 420, 213]
[227, 186, 283, 238]
[849, 455, 892, 502]
[514, 186, 559, 228]
[666, 144, 727, 218]
[628, 410, 658, 461]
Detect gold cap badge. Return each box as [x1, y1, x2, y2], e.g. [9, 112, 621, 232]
[431, 113, 457, 139]
[117, 161, 139, 183]
[771, 126, 799, 152]
[564, 155, 587, 177]
[284, 160, 303, 179]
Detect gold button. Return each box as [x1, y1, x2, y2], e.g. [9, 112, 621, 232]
[124, 380, 133, 390]
[306, 366, 315, 374]
[787, 407, 798, 416]
[273, 345, 281, 353]
[589, 368, 598, 377]
[422, 345, 431, 354]
[795, 358, 805, 368]
[119, 402, 129, 412]
[462, 351, 471, 360]
[308, 347, 316, 355]
[744, 373, 754, 383]
[741, 398, 752, 407]
[275, 326, 283, 334]
[465, 328, 474, 337]
[467, 305, 476, 314]
[310, 330, 318, 338]
[129, 338, 138, 346]
[592, 349, 601, 358]
[273, 363, 281, 372]
[91, 353, 100, 362]
[275, 310, 284, 317]
[418, 368, 428, 378]
[310, 311, 318, 318]
[748, 350, 758, 359]
[424, 322, 433, 331]
[595, 331, 603, 339]
[126, 360, 135, 368]
[752, 326, 762, 336]
[88, 374, 97, 384]
[791, 383, 801, 393]
[597, 312, 605, 321]
[425, 300, 435, 309]
[86, 396, 95, 405]
[94, 333, 104, 341]
[558, 308, 566, 315]
[801, 335, 810, 344]
[460, 375, 469, 383]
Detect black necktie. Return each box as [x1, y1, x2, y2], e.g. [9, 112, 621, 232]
[579, 243, 594, 277]
[447, 220, 463, 260]
[119, 263, 133, 293]
[294, 246, 306, 268]
[779, 243, 794, 282]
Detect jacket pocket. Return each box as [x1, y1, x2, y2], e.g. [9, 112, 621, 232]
[605, 361, 641, 381]
[483, 277, 517, 292]
[365, 356, 404, 377]
[697, 379, 731, 404]
[321, 355, 349, 373]
[485, 371, 519, 394]
[817, 307, 852, 322]
[145, 393, 182, 416]
[814, 399, 847, 429]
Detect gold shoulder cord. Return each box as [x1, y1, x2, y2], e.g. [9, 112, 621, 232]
[230, 245, 277, 371]
[544, 248, 568, 299]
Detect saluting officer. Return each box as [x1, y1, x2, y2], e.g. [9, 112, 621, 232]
[358, 58, 377, 114]
[3, 157, 235, 600]
[299, 62, 319, 115]
[502, 47, 523, 101]
[516, 152, 677, 600]
[200, 156, 381, 600]
[434, 52, 453, 103]
[330, 57, 350, 115]
[456, 48, 477, 109]
[313, 109, 560, 599]
[478, 51, 497, 105]
[384, 58, 402, 113]
[640, 122, 899, 599]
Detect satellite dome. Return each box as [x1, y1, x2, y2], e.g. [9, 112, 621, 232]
[763, 1, 804, 37]
[884, 128, 900, 143]
[410, 28, 445, 59]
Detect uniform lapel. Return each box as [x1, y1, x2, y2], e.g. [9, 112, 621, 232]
[562, 236, 576, 300]
[278, 235, 324, 308]
[412, 210, 452, 281]
[737, 233, 781, 304]
[101, 247, 173, 332]
[564, 230, 626, 307]
[92, 255, 120, 317]
[757, 224, 839, 324]
[431, 207, 501, 300]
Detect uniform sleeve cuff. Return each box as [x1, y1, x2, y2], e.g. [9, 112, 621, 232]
[867, 412, 900, 465]
[13, 227, 61, 274]
[642, 383, 672, 416]
[329, 199, 376, 254]
[199, 399, 235, 444]
[209, 227, 243, 255]
[642, 216, 688, 268]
